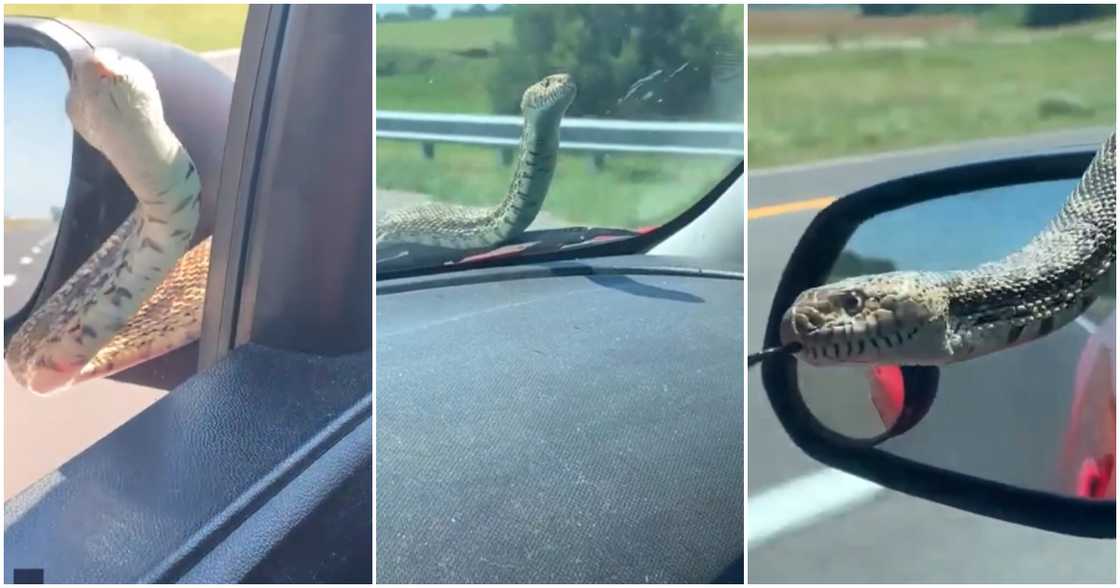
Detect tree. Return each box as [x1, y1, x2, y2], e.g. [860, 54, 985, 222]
[405, 4, 437, 21]
[488, 5, 741, 120]
[1023, 4, 1114, 27]
[451, 4, 492, 19]
[858, 5, 919, 17]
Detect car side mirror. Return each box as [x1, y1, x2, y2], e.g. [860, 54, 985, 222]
[760, 146, 1115, 538]
[3, 16, 233, 390]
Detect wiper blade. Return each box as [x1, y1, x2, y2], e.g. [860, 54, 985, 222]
[376, 226, 641, 271]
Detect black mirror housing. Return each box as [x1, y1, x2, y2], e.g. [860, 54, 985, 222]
[760, 146, 1114, 539]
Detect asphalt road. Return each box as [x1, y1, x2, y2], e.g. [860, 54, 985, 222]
[747, 127, 1116, 582]
[4, 224, 52, 315]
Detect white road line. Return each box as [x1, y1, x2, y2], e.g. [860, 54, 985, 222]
[3, 275, 16, 287]
[18, 257, 32, 265]
[748, 315, 1100, 551]
[748, 468, 884, 549]
[1074, 315, 1099, 335]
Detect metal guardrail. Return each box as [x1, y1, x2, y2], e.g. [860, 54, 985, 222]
[376, 111, 744, 164]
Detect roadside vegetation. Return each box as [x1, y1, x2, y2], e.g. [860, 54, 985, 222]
[376, 5, 742, 229]
[3, 4, 247, 52]
[748, 4, 1115, 167]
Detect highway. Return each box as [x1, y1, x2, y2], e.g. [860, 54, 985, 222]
[4, 223, 52, 315]
[747, 127, 1116, 582]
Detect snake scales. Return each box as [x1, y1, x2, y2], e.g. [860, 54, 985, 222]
[780, 132, 1116, 366]
[6, 49, 576, 393]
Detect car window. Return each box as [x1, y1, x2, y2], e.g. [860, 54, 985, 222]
[375, 4, 743, 273]
[2, 5, 247, 500]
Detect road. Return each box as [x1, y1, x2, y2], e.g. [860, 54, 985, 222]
[2, 49, 240, 500]
[4, 223, 52, 315]
[747, 127, 1116, 582]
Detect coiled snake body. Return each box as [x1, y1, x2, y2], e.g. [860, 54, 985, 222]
[6, 49, 575, 393]
[781, 133, 1116, 366]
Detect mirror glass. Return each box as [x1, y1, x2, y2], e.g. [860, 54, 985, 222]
[4, 46, 73, 318]
[798, 178, 1116, 499]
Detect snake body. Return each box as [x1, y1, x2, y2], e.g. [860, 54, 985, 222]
[781, 133, 1116, 366]
[377, 74, 575, 249]
[6, 49, 575, 393]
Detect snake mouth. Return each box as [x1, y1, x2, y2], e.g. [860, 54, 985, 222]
[780, 285, 933, 364]
[88, 48, 127, 81]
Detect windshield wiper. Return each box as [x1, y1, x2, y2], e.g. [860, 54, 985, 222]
[376, 226, 641, 272]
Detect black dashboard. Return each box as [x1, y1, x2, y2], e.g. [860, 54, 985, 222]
[376, 254, 744, 583]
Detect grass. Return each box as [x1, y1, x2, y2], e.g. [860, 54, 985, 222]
[748, 33, 1116, 168]
[376, 140, 737, 229]
[376, 10, 742, 225]
[3, 4, 248, 52]
[376, 16, 512, 113]
[376, 47, 496, 113]
[376, 15, 511, 52]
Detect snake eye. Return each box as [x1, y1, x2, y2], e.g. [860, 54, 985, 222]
[836, 291, 863, 314]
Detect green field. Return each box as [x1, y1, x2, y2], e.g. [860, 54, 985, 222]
[4, 4, 247, 51]
[377, 140, 736, 230]
[376, 16, 512, 113]
[377, 15, 511, 52]
[376, 12, 742, 226]
[749, 32, 1116, 167]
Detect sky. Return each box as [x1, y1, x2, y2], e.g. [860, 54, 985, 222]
[845, 179, 1074, 273]
[5, 46, 72, 219]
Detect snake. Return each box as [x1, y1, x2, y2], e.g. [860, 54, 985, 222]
[377, 73, 576, 249]
[5, 48, 576, 393]
[779, 132, 1116, 367]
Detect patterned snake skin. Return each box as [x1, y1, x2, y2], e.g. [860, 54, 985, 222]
[377, 74, 576, 249]
[6, 48, 575, 393]
[781, 132, 1116, 366]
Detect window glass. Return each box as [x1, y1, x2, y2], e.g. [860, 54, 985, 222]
[2, 4, 247, 500]
[376, 4, 743, 273]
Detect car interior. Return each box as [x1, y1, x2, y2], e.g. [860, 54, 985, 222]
[4, 5, 372, 583]
[376, 164, 745, 582]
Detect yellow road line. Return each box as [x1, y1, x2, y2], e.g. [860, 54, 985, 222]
[747, 196, 836, 220]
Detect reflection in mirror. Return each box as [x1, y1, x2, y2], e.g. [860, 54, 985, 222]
[4, 46, 73, 318]
[798, 179, 1116, 499]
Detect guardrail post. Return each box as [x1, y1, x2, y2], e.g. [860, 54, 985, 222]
[422, 142, 435, 160]
[591, 153, 606, 173]
[499, 147, 514, 167]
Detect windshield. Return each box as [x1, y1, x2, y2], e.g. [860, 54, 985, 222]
[375, 4, 743, 274]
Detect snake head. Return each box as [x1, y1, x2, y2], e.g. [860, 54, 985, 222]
[66, 48, 163, 154]
[520, 73, 577, 121]
[779, 272, 952, 366]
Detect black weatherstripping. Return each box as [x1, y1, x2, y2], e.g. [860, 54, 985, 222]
[202, 4, 372, 369]
[760, 147, 1114, 538]
[377, 255, 743, 583]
